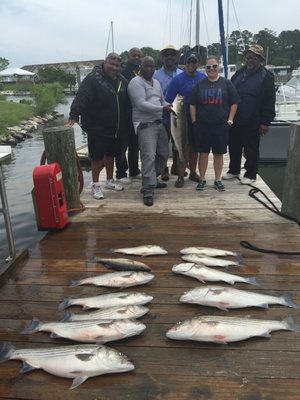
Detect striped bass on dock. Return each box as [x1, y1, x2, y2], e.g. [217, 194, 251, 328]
[110, 245, 168, 257]
[182, 254, 242, 267]
[92, 257, 152, 272]
[69, 271, 154, 288]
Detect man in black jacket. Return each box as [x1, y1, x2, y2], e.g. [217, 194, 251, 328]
[223, 44, 275, 185]
[68, 53, 130, 199]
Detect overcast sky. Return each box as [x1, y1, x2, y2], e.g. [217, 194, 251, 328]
[0, 0, 299, 68]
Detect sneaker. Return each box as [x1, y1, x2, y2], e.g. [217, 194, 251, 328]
[104, 179, 124, 191]
[222, 172, 240, 180]
[118, 176, 132, 184]
[214, 180, 225, 192]
[143, 195, 154, 206]
[175, 177, 184, 188]
[240, 177, 256, 185]
[161, 167, 169, 181]
[130, 173, 142, 179]
[189, 172, 200, 183]
[91, 183, 104, 199]
[196, 179, 206, 191]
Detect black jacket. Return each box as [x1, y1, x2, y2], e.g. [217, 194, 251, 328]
[69, 65, 130, 137]
[231, 66, 275, 127]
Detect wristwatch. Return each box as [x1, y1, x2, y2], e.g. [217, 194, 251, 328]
[227, 120, 233, 126]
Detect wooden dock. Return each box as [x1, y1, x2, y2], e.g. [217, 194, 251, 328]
[1, 156, 300, 399]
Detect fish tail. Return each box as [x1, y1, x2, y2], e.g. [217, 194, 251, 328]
[247, 277, 258, 285]
[21, 318, 42, 334]
[281, 295, 300, 309]
[108, 248, 115, 254]
[236, 252, 244, 264]
[58, 298, 72, 311]
[282, 316, 300, 331]
[0, 342, 15, 362]
[69, 279, 80, 287]
[61, 310, 74, 322]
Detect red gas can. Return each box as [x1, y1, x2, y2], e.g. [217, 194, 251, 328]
[33, 163, 68, 230]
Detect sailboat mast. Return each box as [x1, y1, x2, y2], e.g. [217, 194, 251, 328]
[195, 0, 200, 50]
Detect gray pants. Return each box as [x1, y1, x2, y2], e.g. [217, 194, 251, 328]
[137, 122, 169, 193]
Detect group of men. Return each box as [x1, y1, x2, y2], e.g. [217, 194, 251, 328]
[68, 43, 275, 206]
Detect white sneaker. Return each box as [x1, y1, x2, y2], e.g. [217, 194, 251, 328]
[105, 179, 124, 191]
[222, 172, 240, 180]
[91, 183, 104, 199]
[118, 176, 132, 184]
[240, 177, 256, 185]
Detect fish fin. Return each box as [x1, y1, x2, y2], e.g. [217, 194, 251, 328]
[217, 302, 229, 311]
[281, 295, 300, 309]
[61, 310, 74, 322]
[20, 361, 36, 373]
[69, 279, 80, 287]
[247, 277, 258, 285]
[236, 252, 244, 264]
[70, 375, 88, 389]
[0, 342, 15, 362]
[260, 331, 271, 338]
[50, 332, 61, 339]
[282, 316, 300, 331]
[58, 298, 71, 311]
[21, 318, 42, 334]
[259, 303, 269, 309]
[213, 335, 228, 344]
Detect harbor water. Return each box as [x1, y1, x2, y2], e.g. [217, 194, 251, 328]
[0, 96, 286, 265]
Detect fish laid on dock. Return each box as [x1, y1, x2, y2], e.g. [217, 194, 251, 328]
[172, 263, 257, 285]
[180, 246, 242, 259]
[0, 343, 134, 389]
[180, 286, 300, 310]
[110, 245, 168, 257]
[166, 315, 299, 344]
[92, 257, 152, 272]
[182, 254, 241, 267]
[58, 291, 153, 310]
[70, 271, 154, 288]
[22, 318, 146, 344]
[62, 305, 149, 322]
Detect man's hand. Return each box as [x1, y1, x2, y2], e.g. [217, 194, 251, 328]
[163, 104, 174, 114]
[67, 119, 79, 128]
[259, 124, 269, 136]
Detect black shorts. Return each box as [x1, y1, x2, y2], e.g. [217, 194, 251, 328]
[193, 122, 229, 154]
[87, 133, 120, 161]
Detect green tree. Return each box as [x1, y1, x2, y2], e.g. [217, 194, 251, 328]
[30, 82, 67, 116]
[253, 29, 278, 64]
[278, 30, 300, 68]
[38, 66, 76, 89]
[0, 57, 9, 71]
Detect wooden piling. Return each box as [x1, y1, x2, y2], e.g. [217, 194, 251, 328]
[281, 122, 300, 223]
[42, 125, 80, 210]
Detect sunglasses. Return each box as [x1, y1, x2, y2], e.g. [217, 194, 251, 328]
[205, 64, 218, 70]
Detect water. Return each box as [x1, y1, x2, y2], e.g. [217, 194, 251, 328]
[0, 96, 88, 264]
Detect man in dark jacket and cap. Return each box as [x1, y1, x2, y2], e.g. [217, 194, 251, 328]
[223, 44, 275, 185]
[68, 52, 130, 199]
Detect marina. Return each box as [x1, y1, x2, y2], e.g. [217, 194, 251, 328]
[0, 154, 300, 399]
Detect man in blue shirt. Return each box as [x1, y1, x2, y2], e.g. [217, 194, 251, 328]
[154, 45, 182, 181]
[166, 53, 206, 187]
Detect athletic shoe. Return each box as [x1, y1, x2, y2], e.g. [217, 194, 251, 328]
[196, 179, 206, 191]
[189, 172, 201, 182]
[222, 172, 240, 180]
[104, 179, 124, 191]
[214, 180, 225, 192]
[143, 195, 154, 206]
[240, 177, 256, 185]
[118, 176, 132, 184]
[175, 177, 184, 188]
[91, 183, 104, 199]
[156, 181, 167, 189]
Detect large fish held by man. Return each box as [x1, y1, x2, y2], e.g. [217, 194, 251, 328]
[170, 95, 189, 166]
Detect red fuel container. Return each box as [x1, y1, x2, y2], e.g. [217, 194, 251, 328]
[33, 163, 68, 230]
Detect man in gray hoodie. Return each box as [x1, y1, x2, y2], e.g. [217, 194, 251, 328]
[128, 56, 173, 206]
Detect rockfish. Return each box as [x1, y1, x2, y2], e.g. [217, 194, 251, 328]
[180, 285, 300, 310]
[70, 271, 154, 288]
[182, 254, 241, 267]
[62, 305, 149, 322]
[110, 245, 168, 257]
[0, 342, 134, 389]
[22, 318, 146, 344]
[92, 257, 152, 272]
[166, 315, 299, 344]
[170, 95, 189, 165]
[180, 246, 242, 259]
[172, 263, 257, 285]
[58, 291, 153, 310]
